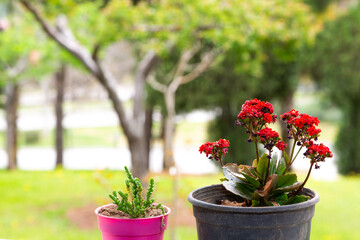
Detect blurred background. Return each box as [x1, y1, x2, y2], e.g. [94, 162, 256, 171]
[0, 0, 360, 239]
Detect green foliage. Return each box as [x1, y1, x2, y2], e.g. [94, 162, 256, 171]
[303, 0, 334, 13]
[222, 153, 304, 206]
[304, 5, 360, 174]
[108, 166, 164, 219]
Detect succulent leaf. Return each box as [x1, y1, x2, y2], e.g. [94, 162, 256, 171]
[222, 181, 255, 200]
[256, 153, 269, 180]
[276, 174, 297, 188]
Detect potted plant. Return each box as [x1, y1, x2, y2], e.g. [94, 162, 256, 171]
[188, 98, 333, 240]
[95, 166, 170, 240]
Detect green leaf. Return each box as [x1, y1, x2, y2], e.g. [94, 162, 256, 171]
[283, 150, 290, 165]
[277, 159, 286, 175]
[287, 195, 310, 205]
[252, 200, 260, 207]
[277, 174, 297, 188]
[222, 181, 255, 200]
[274, 182, 303, 194]
[256, 153, 269, 180]
[252, 159, 258, 168]
[222, 164, 247, 184]
[241, 172, 261, 188]
[255, 174, 278, 198]
[269, 153, 278, 175]
[273, 193, 288, 206]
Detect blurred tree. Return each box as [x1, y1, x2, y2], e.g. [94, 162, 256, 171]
[174, 1, 314, 165]
[304, 5, 360, 174]
[20, 0, 160, 179]
[0, 2, 56, 169]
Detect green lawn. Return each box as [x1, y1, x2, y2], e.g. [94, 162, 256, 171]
[0, 170, 358, 240]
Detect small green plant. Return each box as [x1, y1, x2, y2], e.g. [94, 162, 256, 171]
[109, 166, 165, 219]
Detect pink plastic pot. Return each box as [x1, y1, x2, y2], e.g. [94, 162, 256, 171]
[95, 204, 170, 240]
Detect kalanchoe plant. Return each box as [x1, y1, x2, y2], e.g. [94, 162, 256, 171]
[109, 166, 165, 219]
[199, 99, 333, 207]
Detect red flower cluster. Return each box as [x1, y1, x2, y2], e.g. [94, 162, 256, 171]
[281, 110, 319, 129]
[304, 141, 333, 168]
[198, 142, 214, 157]
[258, 127, 279, 142]
[307, 126, 321, 136]
[199, 139, 230, 164]
[217, 138, 230, 148]
[276, 141, 287, 151]
[257, 127, 287, 151]
[237, 99, 276, 124]
[281, 110, 321, 140]
[307, 143, 333, 158]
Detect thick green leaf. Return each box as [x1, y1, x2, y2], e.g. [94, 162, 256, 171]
[273, 193, 288, 206]
[252, 159, 258, 168]
[252, 200, 260, 207]
[222, 181, 255, 200]
[287, 195, 310, 205]
[276, 174, 297, 188]
[277, 159, 287, 175]
[255, 174, 278, 198]
[283, 150, 290, 165]
[269, 153, 278, 175]
[274, 181, 303, 194]
[256, 153, 269, 180]
[241, 172, 261, 188]
[222, 164, 246, 184]
[239, 165, 257, 178]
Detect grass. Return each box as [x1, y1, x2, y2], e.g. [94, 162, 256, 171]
[0, 170, 359, 240]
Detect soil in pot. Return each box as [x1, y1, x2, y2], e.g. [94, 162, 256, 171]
[98, 205, 165, 219]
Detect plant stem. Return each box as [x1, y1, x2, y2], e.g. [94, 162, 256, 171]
[293, 161, 314, 197]
[219, 156, 224, 167]
[254, 140, 259, 164]
[291, 146, 303, 165]
[289, 139, 297, 164]
[285, 145, 303, 173]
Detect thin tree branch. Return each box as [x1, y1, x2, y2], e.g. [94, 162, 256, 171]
[180, 50, 216, 85]
[20, 1, 99, 76]
[173, 43, 201, 79]
[147, 75, 167, 93]
[7, 57, 27, 78]
[133, 50, 158, 119]
[21, 0, 140, 140]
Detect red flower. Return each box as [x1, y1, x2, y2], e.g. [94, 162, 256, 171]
[307, 126, 321, 136]
[276, 141, 287, 151]
[199, 142, 214, 157]
[237, 98, 275, 123]
[258, 127, 279, 141]
[199, 139, 230, 161]
[217, 139, 230, 148]
[263, 113, 273, 123]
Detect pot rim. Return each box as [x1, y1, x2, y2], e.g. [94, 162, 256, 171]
[188, 184, 319, 213]
[95, 203, 171, 220]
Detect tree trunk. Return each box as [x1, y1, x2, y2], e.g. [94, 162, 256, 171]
[128, 136, 148, 180]
[5, 82, 19, 170]
[144, 106, 153, 170]
[163, 92, 176, 170]
[280, 92, 294, 159]
[55, 64, 66, 167]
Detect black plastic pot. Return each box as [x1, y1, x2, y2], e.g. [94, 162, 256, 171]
[188, 184, 320, 240]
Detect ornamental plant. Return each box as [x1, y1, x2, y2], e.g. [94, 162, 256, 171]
[109, 166, 165, 219]
[199, 99, 333, 207]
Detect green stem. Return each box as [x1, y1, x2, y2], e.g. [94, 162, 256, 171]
[219, 155, 224, 167]
[289, 139, 297, 164]
[254, 140, 259, 164]
[290, 162, 314, 202]
[291, 146, 303, 165]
